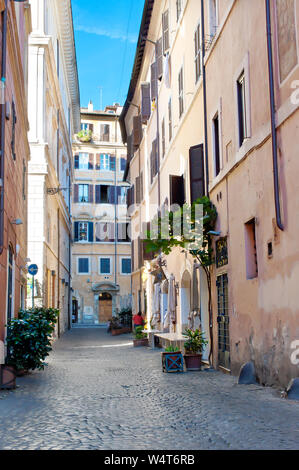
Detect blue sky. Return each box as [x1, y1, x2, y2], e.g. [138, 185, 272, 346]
[72, 0, 145, 110]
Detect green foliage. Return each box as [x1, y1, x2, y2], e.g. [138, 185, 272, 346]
[6, 308, 59, 371]
[77, 129, 92, 142]
[164, 345, 180, 353]
[134, 326, 147, 340]
[144, 196, 217, 269]
[183, 328, 208, 354]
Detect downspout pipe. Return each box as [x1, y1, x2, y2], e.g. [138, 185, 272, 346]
[201, 0, 209, 197]
[265, 0, 284, 231]
[0, 0, 8, 255]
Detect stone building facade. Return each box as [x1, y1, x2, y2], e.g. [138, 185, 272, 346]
[0, 0, 31, 363]
[120, 0, 299, 387]
[71, 104, 131, 325]
[27, 0, 80, 336]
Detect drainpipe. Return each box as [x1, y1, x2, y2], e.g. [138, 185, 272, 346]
[265, 0, 284, 231]
[0, 0, 8, 255]
[201, 0, 209, 196]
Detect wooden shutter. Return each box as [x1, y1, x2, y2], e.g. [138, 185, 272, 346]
[110, 155, 116, 171]
[169, 175, 185, 207]
[127, 133, 133, 161]
[162, 10, 170, 54]
[141, 83, 151, 122]
[133, 114, 142, 148]
[74, 155, 79, 169]
[142, 221, 152, 261]
[74, 222, 79, 242]
[88, 184, 94, 203]
[96, 154, 100, 170]
[88, 154, 94, 170]
[108, 186, 116, 204]
[88, 222, 94, 242]
[156, 37, 163, 79]
[95, 185, 101, 203]
[189, 144, 205, 203]
[73, 184, 79, 202]
[131, 240, 135, 273]
[151, 62, 158, 101]
[140, 172, 144, 201]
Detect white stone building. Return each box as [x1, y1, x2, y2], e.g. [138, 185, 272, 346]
[27, 0, 80, 335]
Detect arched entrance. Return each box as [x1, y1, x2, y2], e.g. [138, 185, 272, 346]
[180, 270, 191, 332]
[98, 292, 112, 323]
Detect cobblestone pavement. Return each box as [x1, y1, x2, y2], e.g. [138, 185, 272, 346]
[0, 327, 298, 450]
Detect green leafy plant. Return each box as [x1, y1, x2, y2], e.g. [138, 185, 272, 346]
[77, 129, 92, 142]
[144, 196, 217, 363]
[164, 345, 180, 353]
[109, 316, 122, 330]
[6, 308, 59, 371]
[183, 328, 208, 354]
[133, 326, 147, 340]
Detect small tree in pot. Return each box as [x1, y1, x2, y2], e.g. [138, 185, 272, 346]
[133, 326, 149, 347]
[183, 328, 208, 371]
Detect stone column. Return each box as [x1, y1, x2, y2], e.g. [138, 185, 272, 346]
[94, 294, 99, 324]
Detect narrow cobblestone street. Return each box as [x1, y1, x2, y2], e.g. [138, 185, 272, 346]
[0, 327, 298, 450]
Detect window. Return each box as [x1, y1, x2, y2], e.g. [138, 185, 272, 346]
[22, 160, 26, 200]
[117, 223, 130, 242]
[178, 67, 184, 118]
[213, 113, 220, 176]
[168, 98, 172, 141]
[74, 222, 94, 242]
[237, 71, 247, 147]
[7, 245, 14, 322]
[176, 0, 182, 22]
[78, 184, 89, 202]
[95, 185, 116, 204]
[194, 23, 201, 83]
[100, 124, 110, 142]
[81, 123, 94, 133]
[99, 154, 115, 171]
[209, 0, 218, 38]
[162, 10, 170, 54]
[121, 258, 131, 275]
[78, 258, 89, 274]
[189, 144, 205, 203]
[96, 223, 115, 242]
[99, 257, 111, 275]
[78, 222, 88, 241]
[77, 153, 89, 170]
[245, 219, 258, 279]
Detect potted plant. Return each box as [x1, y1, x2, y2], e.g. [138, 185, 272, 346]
[77, 129, 92, 142]
[3, 308, 58, 383]
[110, 316, 123, 336]
[162, 345, 184, 373]
[133, 326, 149, 347]
[183, 328, 208, 371]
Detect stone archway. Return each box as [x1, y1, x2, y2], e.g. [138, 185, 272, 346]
[92, 282, 120, 325]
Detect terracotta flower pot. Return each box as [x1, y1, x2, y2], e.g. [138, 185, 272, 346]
[184, 353, 202, 371]
[0, 365, 16, 389]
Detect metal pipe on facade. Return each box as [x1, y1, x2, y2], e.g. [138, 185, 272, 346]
[201, 0, 209, 197]
[0, 0, 8, 255]
[265, 0, 284, 231]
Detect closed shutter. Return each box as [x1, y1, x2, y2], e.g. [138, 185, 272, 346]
[110, 155, 116, 171]
[151, 62, 157, 101]
[74, 155, 79, 169]
[127, 133, 133, 161]
[133, 114, 142, 148]
[73, 184, 79, 202]
[138, 236, 142, 269]
[142, 221, 152, 261]
[74, 221, 79, 242]
[152, 139, 158, 177]
[135, 176, 141, 204]
[162, 10, 170, 54]
[156, 37, 163, 79]
[108, 186, 116, 204]
[95, 185, 101, 204]
[169, 175, 185, 207]
[88, 222, 94, 242]
[189, 144, 205, 203]
[131, 240, 135, 273]
[140, 172, 144, 201]
[88, 185, 94, 203]
[141, 83, 151, 122]
[88, 154, 94, 170]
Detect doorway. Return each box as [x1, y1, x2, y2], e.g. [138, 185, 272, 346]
[99, 292, 112, 323]
[216, 273, 230, 369]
